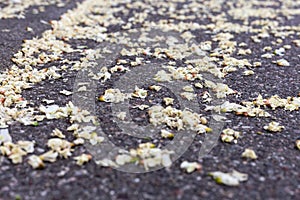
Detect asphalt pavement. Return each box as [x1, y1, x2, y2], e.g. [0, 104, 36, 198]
[0, 0, 299, 200]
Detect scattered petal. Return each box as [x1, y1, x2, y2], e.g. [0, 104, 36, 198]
[149, 85, 162, 91]
[180, 161, 202, 173]
[40, 150, 58, 163]
[95, 158, 118, 167]
[132, 86, 148, 99]
[28, 155, 45, 169]
[115, 154, 132, 166]
[51, 128, 66, 139]
[163, 97, 174, 105]
[180, 92, 196, 101]
[99, 88, 129, 103]
[132, 104, 149, 110]
[220, 128, 240, 143]
[74, 154, 92, 166]
[161, 130, 174, 139]
[242, 148, 258, 159]
[243, 70, 254, 76]
[182, 85, 194, 92]
[276, 59, 290, 66]
[42, 99, 55, 104]
[59, 90, 73, 96]
[17, 141, 35, 153]
[0, 129, 12, 144]
[73, 138, 85, 145]
[295, 140, 300, 150]
[263, 121, 284, 132]
[209, 170, 248, 186]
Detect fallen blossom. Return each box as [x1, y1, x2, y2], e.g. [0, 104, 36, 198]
[28, 155, 45, 169]
[242, 148, 258, 159]
[263, 121, 284, 132]
[276, 59, 289, 66]
[51, 128, 66, 139]
[0, 129, 12, 144]
[99, 88, 130, 103]
[59, 90, 73, 96]
[180, 161, 201, 173]
[132, 104, 149, 110]
[296, 140, 300, 150]
[163, 97, 174, 105]
[149, 85, 162, 91]
[161, 130, 174, 139]
[132, 86, 148, 99]
[40, 150, 58, 162]
[220, 128, 240, 143]
[209, 170, 248, 186]
[74, 154, 92, 166]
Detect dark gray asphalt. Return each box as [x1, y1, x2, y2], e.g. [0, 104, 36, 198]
[0, 1, 299, 200]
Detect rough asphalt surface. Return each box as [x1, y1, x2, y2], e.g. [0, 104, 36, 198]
[0, 1, 299, 200]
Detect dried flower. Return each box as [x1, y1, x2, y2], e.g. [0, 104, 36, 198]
[180, 161, 201, 173]
[28, 155, 45, 169]
[242, 148, 258, 159]
[263, 121, 284, 132]
[209, 170, 248, 186]
[74, 154, 92, 166]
